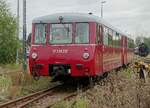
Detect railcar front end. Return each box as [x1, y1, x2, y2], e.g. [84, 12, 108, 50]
[29, 20, 99, 80]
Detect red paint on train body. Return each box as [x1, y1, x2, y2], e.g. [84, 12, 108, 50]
[29, 13, 134, 79]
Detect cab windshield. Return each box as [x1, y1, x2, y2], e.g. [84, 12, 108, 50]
[34, 23, 89, 44]
[49, 24, 72, 44]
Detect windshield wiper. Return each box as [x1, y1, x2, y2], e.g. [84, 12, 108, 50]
[58, 16, 70, 35]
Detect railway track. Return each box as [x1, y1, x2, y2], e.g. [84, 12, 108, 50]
[0, 80, 91, 108]
[0, 81, 85, 108]
[0, 83, 63, 108]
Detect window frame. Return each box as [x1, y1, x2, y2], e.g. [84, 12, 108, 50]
[108, 29, 113, 47]
[75, 22, 90, 44]
[49, 23, 73, 44]
[103, 26, 109, 46]
[115, 32, 120, 48]
[34, 23, 47, 45]
[96, 24, 102, 44]
[128, 38, 134, 48]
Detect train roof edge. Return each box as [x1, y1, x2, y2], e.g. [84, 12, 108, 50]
[32, 12, 130, 38]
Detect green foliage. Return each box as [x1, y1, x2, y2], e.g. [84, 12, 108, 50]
[0, 75, 12, 95]
[52, 101, 69, 108]
[135, 36, 142, 46]
[52, 97, 89, 108]
[144, 37, 150, 50]
[0, 0, 20, 64]
[72, 97, 89, 108]
[135, 36, 150, 50]
[0, 71, 51, 100]
[0, 64, 20, 70]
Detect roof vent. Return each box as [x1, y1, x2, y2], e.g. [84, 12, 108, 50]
[88, 12, 93, 15]
[59, 16, 63, 23]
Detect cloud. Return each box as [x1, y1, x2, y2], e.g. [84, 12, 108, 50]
[6, 0, 150, 38]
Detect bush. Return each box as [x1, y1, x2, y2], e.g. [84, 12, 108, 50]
[0, 0, 20, 64]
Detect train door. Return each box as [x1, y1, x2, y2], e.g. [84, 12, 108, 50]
[96, 24, 103, 75]
[123, 36, 127, 65]
[102, 26, 111, 72]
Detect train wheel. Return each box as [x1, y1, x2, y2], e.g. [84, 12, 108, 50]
[32, 71, 40, 81]
[89, 77, 94, 87]
[122, 64, 127, 69]
[102, 72, 108, 78]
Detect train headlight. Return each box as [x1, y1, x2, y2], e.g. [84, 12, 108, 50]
[32, 52, 38, 59]
[83, 52, 90, 59]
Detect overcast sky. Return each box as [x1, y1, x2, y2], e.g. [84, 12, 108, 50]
[7, 0, 150, 39]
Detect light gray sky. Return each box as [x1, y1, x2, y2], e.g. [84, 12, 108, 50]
[7, 0, 150, 39]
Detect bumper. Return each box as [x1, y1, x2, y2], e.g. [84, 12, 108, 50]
[30, 62, 95, 77]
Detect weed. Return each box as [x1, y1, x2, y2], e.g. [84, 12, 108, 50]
[0, 64, 20, 70]
[0, 66, 51, 101]
[72, 96, 89, 108]
[52, 101, 69, 108]
[0, 75, 12, 100]
[52, 96, 89, 108]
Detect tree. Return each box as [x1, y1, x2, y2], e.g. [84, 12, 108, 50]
[135, 34, 150, 52]
[144, 37, 150, 50]
[0, 0, 20, 64]
[135, 36, 144, 46]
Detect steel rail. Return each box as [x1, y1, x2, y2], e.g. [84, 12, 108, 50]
[47, 85, 90, 108]
[47, 92, 77, 108]
[19, 84, 90, 108]
[0, 83, 62, 108]
[18, 91, 54, 108]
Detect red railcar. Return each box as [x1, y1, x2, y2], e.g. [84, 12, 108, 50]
[29, 13, 134, 80]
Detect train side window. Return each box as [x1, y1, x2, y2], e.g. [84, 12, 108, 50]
[96, 24, 100, 44]
[116, 32, 120, 47]
[34, 24, 46, 44]
[103, 27, 108, 45]
[128, 39, 129, 48]
[108, 29, 113, 46]
[118, 34, 121, 47]
[127, 38, 129, 48]
[131, 40, 135, 48]
[112, 31, 116, 47]
[128, 39, 134, 48]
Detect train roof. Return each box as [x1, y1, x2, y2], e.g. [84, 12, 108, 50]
[33, 13, 128, 36]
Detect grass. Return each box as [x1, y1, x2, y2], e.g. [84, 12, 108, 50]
[20, 73, 51, 96]
[52, 101, 69, 108]
[1, 63, 150, 108]
[72, 96, 89, 108]
[0, 75, 12, 100]
[0, 64, 21, 70]
[52, 96, 89, 108]
[0, 65, 52, 102]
